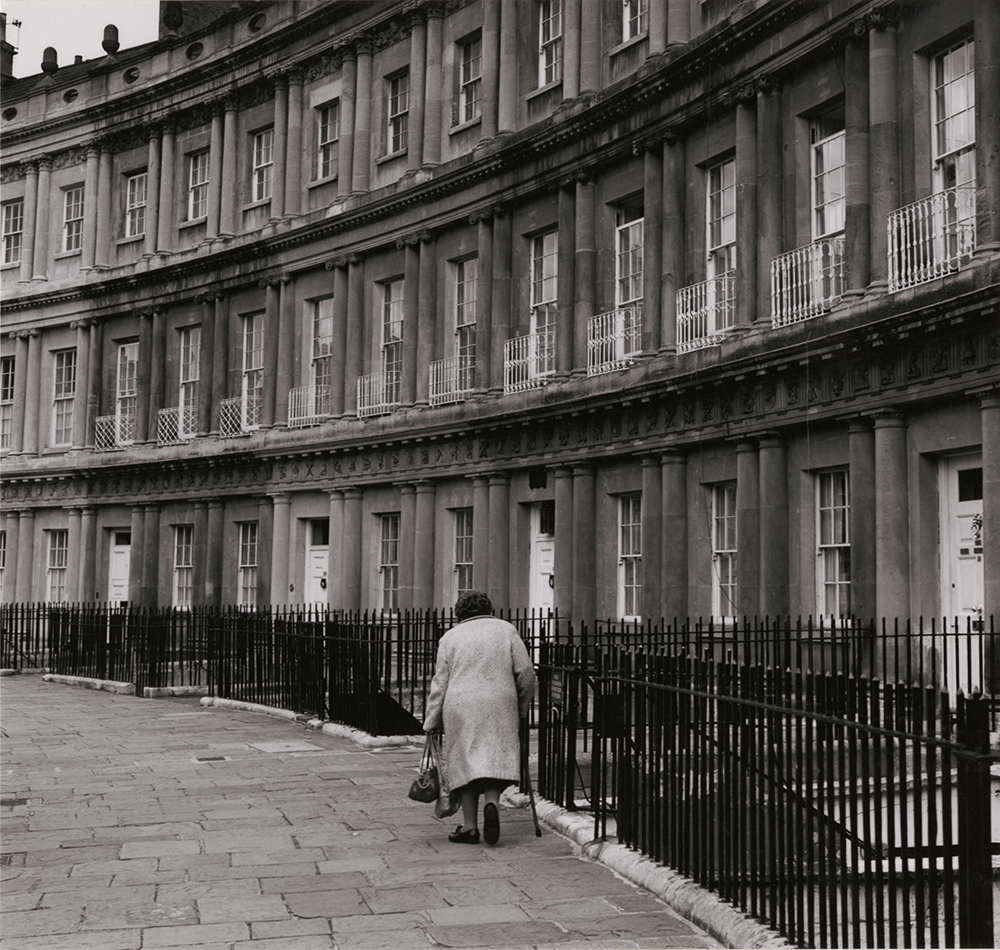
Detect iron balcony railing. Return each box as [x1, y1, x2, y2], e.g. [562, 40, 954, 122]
[676, 275, 736, 353]
[94, 412, 134, 451]
[429, 355, 476, 406]
[888, 184, 976, 293]
[504, 329, 555, 394]
[587, 305, 642, 376]
[357, 369, 401, 418]
[287, 384, 330, 428]
[770, 235, 845, 327]
[219, 394, 259, 438]
[157, 405, 196, 446]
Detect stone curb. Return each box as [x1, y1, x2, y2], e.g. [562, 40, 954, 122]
[143, 685, 212, 698]
[42, 673, 135, 695]
[1, 668, 50, 676]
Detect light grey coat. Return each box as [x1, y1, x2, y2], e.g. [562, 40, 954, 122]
[423, 615, 536, 792]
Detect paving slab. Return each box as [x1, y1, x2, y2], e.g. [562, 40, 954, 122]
[1, 674, 728, 948]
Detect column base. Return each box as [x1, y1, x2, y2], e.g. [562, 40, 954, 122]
[656, 344, 677, 356]
[841, 287, 867, 300]
[866, 279, 889, 296]
[973, 242, 1000, 258]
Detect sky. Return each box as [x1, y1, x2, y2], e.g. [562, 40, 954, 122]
[1, 0, 159, 78]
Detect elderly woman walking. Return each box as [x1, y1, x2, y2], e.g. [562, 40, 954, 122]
[423, 591, 536, 845]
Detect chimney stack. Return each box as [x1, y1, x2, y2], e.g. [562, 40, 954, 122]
[41, 46, 58, 76]
[0, 13, 16, 80]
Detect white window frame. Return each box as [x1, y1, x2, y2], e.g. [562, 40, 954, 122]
[382, 280, 404, 404]
[538, 0, 563, 87]
[317, 101, 340, 179]
[47, 529, 69, 603]
[311, 298, 334, 416]
[531, 231, 558, 376]
[125, 171, 148, 238]
[116, 342, 139, 445]
[253, 129, 274, 203]
[932, 36, 976, 195]
[711, 483, 738, 621]
[623, 0, 648, 41]
[237, 521, 258, 608]
[3, 199, 23, 265]
[454, 507, 474, 598]
[52, 349, 77, 446]
[811, 119, 846, 240]
[456, 257, 477, 389]
[379, 513, 401, 611]
[178, 326, 200, 438]
[615, 208, 643, 361]
[388, 73, 409, 154]
[241, 313, 264, 431]
[63, 185, 84, 252]
[1, 355, 14, 451]
[707, 159, 736, 278]
[187, 151, 209, 221]
[459, 36, 482, 124]
[173, 524, 194, 608]
[817, 470, 851, 620]
[618, 494, 642, 621]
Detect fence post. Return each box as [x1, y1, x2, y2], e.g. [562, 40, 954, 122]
[956, 692, 994, 949]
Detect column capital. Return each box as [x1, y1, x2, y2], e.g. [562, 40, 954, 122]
[20, 158, 39, 174]
[424, 2, 446, 20]
[280, 272, 294, 285]
[143, 502, 161, 513]
[660, 446, 686, 464]
[571, 462, 595, 476]
[417, 230, 435, 244]
[406, 7, 426, 29]
[10, 328, 39, 340]
[134, 306, 153, 319]
[399, 483, 417, 495]
[847, 416, 874, 434]
[871, 407, 907, 427]
[415, 479, 437, 493]
[395, 234, 421, 249]
[269, 491, 292, 504]
[758, 430, 785, 449]
[36, 154, 54, 171]
[193, 499, 208, 510]
[488, 470, 511, 485]
[354, 36, 375, 56]
[258, 276, 282, 289]
[70, 318, 94, 330]
[735, 438, 759, 454]
[342, 486, 365, 499]
[632, 136, 664, 156]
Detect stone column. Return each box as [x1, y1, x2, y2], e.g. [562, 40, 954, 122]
[8, 331, 29, 454]
[65, 508, 82, 602]
[257, 497, 274, 607]
[642, 147, 663, 354]
[399, 484, 417, 609]
[142, 503, 160, 607]
[563, 0, 581, 100]
[18, 161, 37, 283]
[736, 440, 760, 619]
[661, 137, 684, 353]
[423, 7, 443, 166]
[94, 147, 113, 269]
[488, 472, 510, 608]
[844, 34, 870, 294]
[326, 490, 344, 608]
[261, 279, 280, 428]
[572, 465, 596, 626]
[416, 233, 436, 406]
[81, 146, 100, 270]
[192, 501, 208, 606]
[472, 475, 491, 591]
[270, 493, 291, 605]
[574, 176, 596, 374]
[276, 274, 295, 427]
[342, 488, 364, 610]
[206, 108, 223, 241]
[756, 80, 782, 323]
[285, 71, 304, 218]
[497, 1, 517, 133]
[328, 260, 349, 418]
[22, 328, 41, 456]
[157, 125, 176, 252]
[206, 500, 224, 606]
[197, 295, 215, 437]
[667, 0, 691, 47]
[481, 0, 500, 139]
[579, 0, 599, 94]
[649, 0, 667, 54]
[641, 456, 662, 622]
[553, 466, 574, 618]
[401, 239, 420, 406]
[2, 512, 18, 603]
[144, 129, 162, 258]
[352, 40, 373, 193]
[474, 211, 494, 392]
[344, 256, 364, 417]
[31, 157, 52, 281]
[868, 23, 898, 291]
[80, 506, 97, 602]
[980, 393, 1000, 633]
[85, 321, 102, 449]
[758, 433, 789, 619]
[210, 295, 229, 435]
[661, 449, 688, 622]
[338, 51, 357, 200]
[414, 481, 436, 607]
[134, 310, 152, 444]
[71, 319, 90, 450]
[219, 104, 238, 238]
[407, 12, 427, 173]
[735, 99, 757, 328]
[557, 185, 575, 377]
[873, 410, 910, 622]
[270, 76, 288, 223]
[490, 211, 511, 392]
[15, 510, 34, 603]
[974, 0, 1000, 253]
[848, 418, 876, 622]
[147, 307, 167, 444]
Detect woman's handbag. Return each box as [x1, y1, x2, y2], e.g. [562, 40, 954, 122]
[408, 734, 441, 803]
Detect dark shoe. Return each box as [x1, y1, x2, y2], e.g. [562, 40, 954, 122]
[483, 803, 500, 845]
[448, 825, 480, 844]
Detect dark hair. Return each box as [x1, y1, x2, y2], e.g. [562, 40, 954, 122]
[454, 590, 493, 622]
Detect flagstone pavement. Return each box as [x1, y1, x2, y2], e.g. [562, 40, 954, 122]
[0, 675, 724, 950]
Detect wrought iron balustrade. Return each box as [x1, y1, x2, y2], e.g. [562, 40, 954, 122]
[157, 405, 196, 446]
[288, 384, 330, 428]
[676, 275, 736, 353]
[95, 413, 134, 451]
[770, 235, 845, 327]
[429, 356, 476, 406]
[357, 370, 401, 418]
[504, 330, 555, 394]
[587, 305, 642, 376]
[219, 394, 259, 438]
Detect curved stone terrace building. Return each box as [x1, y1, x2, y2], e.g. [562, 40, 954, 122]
[1, 0, 997, 631]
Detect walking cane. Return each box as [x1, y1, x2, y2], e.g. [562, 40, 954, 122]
[521, 720, 542, 837]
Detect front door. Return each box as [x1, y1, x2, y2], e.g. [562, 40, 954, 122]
[304, 519, 329, 607]
[529, 501, 555, 614]
[108, 531, 131, 606]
